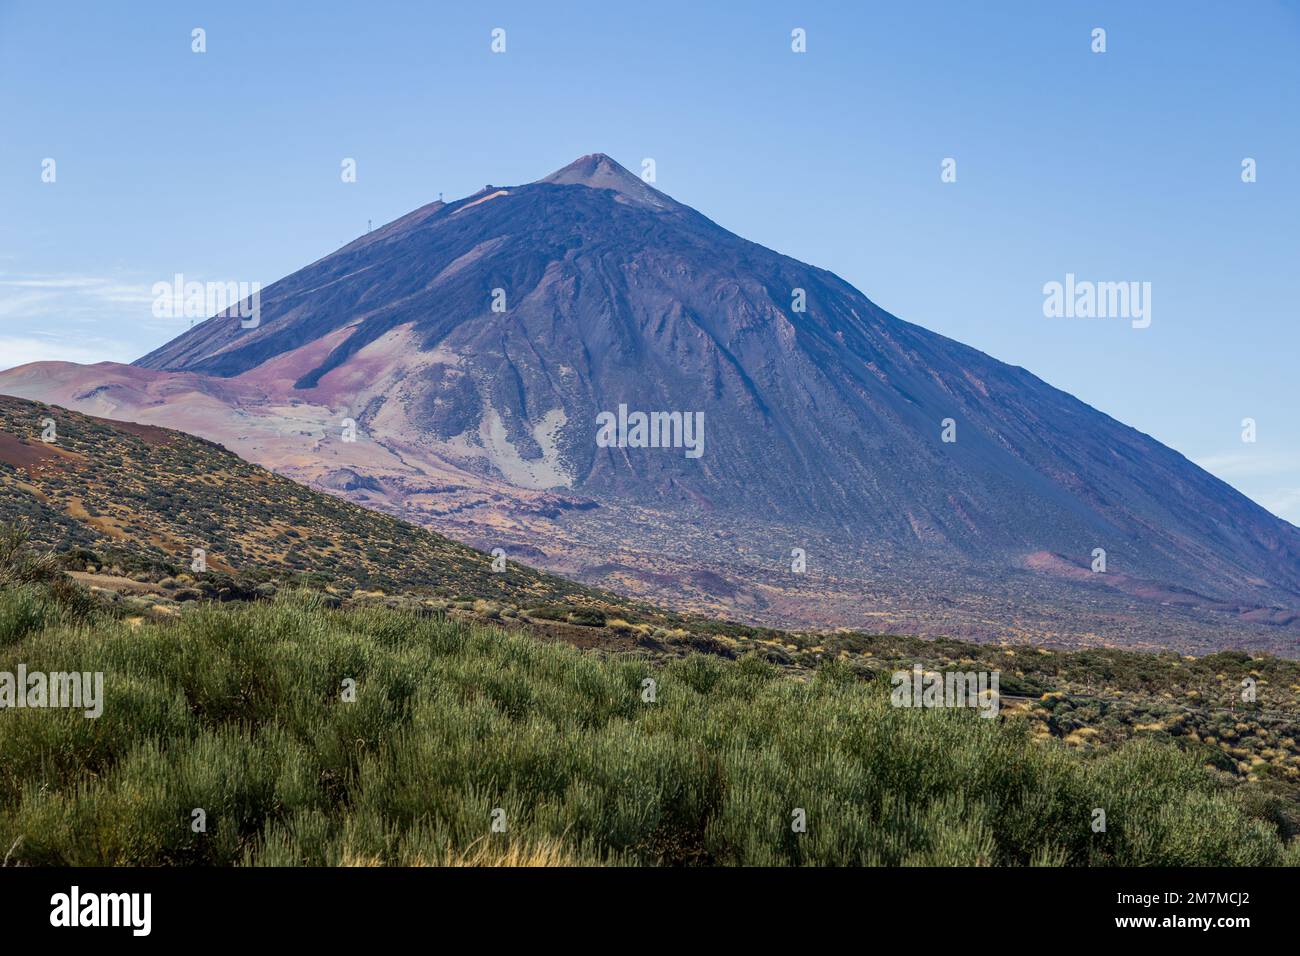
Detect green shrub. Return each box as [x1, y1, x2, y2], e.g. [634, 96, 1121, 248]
[526, 604, 567, 622]
[0, 586, 1295, 867]
[566, 607, 606, 628]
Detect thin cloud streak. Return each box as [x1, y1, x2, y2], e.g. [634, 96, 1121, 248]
[0, 334, 135, 370]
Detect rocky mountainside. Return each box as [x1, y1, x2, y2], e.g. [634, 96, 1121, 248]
[4, 154, 1298, 651]
[0, 393, 595, 606]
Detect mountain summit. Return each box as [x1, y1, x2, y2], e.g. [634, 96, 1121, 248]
[539, 153, 675, 208]
[8, 154, 1300, 650]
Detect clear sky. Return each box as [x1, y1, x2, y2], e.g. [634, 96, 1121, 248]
[1, 1, 1297, 522]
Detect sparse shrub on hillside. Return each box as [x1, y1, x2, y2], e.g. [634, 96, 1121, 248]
[0, 523, 95, 625]
[0, 586, 63, 647]
[814, 656, 857, 688]
[0, 523, 59, 589]
[566, 607, 606, 628]
[526, 604, 567, 622]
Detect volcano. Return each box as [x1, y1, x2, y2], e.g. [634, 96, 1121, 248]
[5, 154, 1299, 652]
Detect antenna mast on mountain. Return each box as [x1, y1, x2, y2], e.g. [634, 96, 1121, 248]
[368, 219, 372, 233]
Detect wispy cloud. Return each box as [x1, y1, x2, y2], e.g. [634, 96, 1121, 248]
[0, 272, 182, 367]
[1257, 489, 1300, 526]
[0, 333, 134, 369]
[1194, 451, 1300, 525]
[0, 272, 157, 323]
[1192, 451, 1300, 480]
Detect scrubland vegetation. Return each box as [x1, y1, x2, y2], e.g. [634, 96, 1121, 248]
[2, 534, 1298, 867]
[0, 394, 601, 604]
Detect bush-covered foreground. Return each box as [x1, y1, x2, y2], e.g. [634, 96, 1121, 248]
[3, 578, 1299, 867]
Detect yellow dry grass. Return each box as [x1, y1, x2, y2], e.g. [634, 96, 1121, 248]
[341, 839, 593, 868]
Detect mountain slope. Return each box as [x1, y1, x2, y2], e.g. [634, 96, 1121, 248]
[133, 154, 1300, 599]
[0, 393, 595, 605]
[4, 154, 1298, 649]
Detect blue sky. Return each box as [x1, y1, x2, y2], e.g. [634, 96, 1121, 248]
[1, 0, 1297, 522]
